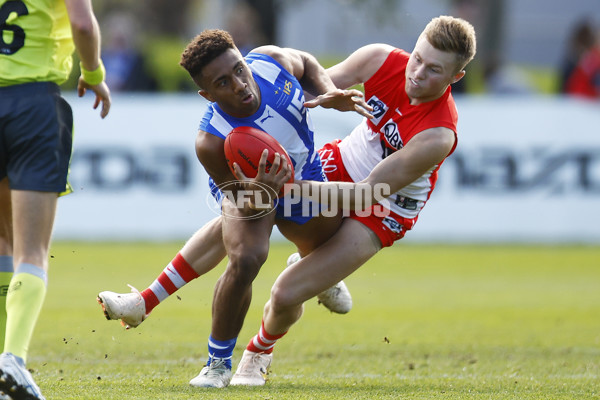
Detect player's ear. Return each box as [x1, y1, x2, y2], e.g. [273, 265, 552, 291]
[198, 89, 214, 102]
[451, 70, 466, 84]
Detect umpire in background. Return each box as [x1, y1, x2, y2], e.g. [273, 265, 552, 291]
[0, 0, 110, 398]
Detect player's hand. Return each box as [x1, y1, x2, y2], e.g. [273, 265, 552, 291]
[77, 77, 111, 118]
[233, 150, 292, 209]
[304, 88, 374, 119]
[234, 150, 292, 191]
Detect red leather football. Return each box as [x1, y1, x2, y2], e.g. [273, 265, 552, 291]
[224, 126, 294, 195]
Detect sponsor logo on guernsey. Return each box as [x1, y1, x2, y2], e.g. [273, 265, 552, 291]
[380, 118, 403, 159]
[366, 95, 388, 125]
[394, 195, 418, 210]
[382, 119, 403, 150]
[283, 80, 293, 95]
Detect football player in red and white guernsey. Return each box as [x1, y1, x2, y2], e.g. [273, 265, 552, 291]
[231, 15, 477, 385]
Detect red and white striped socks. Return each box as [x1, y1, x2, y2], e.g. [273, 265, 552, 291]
[246, 320, 287, 354]
[140, 253, 199, 314]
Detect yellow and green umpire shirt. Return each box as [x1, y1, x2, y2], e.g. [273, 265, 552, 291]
[0, 0, 74, 86]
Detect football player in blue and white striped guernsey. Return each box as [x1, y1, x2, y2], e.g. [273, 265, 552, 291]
[186, 29, 373, 388]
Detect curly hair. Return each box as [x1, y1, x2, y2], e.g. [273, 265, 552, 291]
[421, 16, 477, 73]
[180, 29, 237, 87]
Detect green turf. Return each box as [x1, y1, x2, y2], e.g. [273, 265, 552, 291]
[26, 242, 600, 399]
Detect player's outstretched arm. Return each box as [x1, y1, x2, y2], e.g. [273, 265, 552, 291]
[290, 127, 456, 211]
[363, 127, 456, 193]
[327, 44, 394, 89]
[65, 0, 111, 118]
[304, 44, 397, 119]
[303, 89, 374, 119]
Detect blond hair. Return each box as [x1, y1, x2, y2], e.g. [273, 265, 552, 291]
[421, 15, 477, 73]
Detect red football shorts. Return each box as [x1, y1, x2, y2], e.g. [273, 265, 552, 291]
[318, 140, 417, 248]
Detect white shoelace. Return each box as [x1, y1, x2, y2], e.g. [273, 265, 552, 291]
[127, 284, 144, 306]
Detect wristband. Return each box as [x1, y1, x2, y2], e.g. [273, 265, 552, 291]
[80, 60, 105, 85]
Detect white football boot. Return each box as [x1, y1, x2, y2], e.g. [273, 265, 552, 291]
[97, 285, 147, 329]
[230, 350, 272, 386]
[285, 252, 302, 267]
[189, 358, 232, 388]
[317, 281, 353, 314]
[286, 253, 353, 314]
[0, 352, 45, 400]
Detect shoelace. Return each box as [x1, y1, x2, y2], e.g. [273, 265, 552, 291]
[204, 358, 229, 377]
[127, 284, 144, 306]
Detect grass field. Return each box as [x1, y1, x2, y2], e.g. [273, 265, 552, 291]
[28, 242, 599, 399]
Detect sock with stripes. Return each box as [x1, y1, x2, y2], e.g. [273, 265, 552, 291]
[4, 263, 47, 362]
[246, 319, 287, 354]
[140, 253, 199, 314]
[207, 336, 237, 369]
[0, 256, 13, 349]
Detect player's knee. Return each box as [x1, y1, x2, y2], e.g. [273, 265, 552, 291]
[270, 288, 304, 324]
[270, 283, 299, 311]
[227, 246, 268, 285]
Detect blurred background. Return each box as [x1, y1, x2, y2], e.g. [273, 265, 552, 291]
[63, 0, 600, 95]
[55, 0, 600, 244]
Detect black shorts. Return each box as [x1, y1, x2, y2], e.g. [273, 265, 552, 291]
[0, 82, 73, 193]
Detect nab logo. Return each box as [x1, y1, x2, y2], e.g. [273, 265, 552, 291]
[367, 95, 387, 125]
